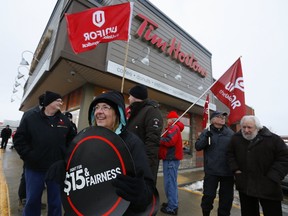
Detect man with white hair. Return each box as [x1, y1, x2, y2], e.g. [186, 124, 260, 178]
[227, 115, 288, 216]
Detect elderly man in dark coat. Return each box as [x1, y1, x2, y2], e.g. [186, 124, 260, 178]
[227, 115, 288, 216]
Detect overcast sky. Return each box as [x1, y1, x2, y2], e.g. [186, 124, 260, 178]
[1, 0, 287, 135]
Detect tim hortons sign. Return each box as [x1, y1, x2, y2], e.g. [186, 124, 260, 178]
[135, 13, 207, 77]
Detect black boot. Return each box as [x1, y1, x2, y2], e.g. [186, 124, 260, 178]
[202, 210, 210, 216]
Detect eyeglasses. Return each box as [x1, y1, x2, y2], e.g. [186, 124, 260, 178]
[56, 99, 63, 103]
[95, 105, 112, 112]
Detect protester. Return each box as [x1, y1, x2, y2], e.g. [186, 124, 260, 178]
[87, 90, 155, 214]
[64, 112, 78, 134]
[227, 115, 288, 216]
[9, 129, 17, 149]
[126, 84, 163, 185]
[14, 91, 76, 216]
[15, 94, 46, 211]
[0, 125, 12, 149]
[195, 111, 235, 216]
[159, 111, 184, 215]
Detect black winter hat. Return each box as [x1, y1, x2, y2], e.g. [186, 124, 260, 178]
[43, 91, 62, 106]
[38, 94, 45, 106]
[129, 84, 148, 100]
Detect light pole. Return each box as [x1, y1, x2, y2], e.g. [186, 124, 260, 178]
[17, 66, 29, 81]
[19, 50, 39, 66]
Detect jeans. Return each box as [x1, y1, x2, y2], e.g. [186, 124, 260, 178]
[24, 168, 62, 216]
[163, 160, 180, 210]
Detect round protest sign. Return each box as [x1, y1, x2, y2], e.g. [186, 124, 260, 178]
[62, 126, 135, 216]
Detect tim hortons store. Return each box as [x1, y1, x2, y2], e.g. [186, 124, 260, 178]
[18, 0, 220, 169]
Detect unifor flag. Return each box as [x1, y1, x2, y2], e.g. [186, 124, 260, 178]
[210, 58, 246, 125]
[202, 94, 210, 129]
[65, 2, 133, 54]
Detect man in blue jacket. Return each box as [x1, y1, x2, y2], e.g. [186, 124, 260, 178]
[195, 111, 234, 216]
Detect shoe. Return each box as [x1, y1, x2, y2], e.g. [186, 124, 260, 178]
[162, 202, 168, 207]
[160, 206, 178, 215]
[18, 199, 26, 212]
[161, 203, 178, 210]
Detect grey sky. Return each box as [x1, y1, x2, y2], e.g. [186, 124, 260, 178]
[1, 0, 287, 135]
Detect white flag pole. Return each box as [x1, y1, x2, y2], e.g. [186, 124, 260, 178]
[161, 80, 217, 137]
[206, 93, 211, 145]
[120, 2, 134, 93]
[161, 57, 243, 137]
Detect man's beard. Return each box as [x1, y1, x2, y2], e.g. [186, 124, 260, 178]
[242, 130, 258, 141]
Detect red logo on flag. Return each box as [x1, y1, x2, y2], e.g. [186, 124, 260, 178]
[65, 2, 133, 54]
[210, 58, 246, 124]
[202, 94, 210, 129]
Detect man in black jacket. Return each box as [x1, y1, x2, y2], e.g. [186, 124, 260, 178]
[0, 125, 12, 149]
[14, 91, 76, 216]
[126, 84, 163, 186]
[227, 115, 288, 216]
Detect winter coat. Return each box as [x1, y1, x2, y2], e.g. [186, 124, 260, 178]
[1, 127, 12, 139]
[195, 124, 234, 176]
[126, 99, 163, 180]
[14, 108, 76, 171]
[227, 126, 288, 201]
[88, 91, 156, 215]
[159, 121, 184, 161]
[120, 130, 156, 215]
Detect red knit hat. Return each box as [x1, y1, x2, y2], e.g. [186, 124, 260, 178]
[166, 111, 179, 119]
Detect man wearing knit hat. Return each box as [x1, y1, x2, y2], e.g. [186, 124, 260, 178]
[14, 90, 76, 216]
[14, 93, 47, 211]
[126, 84, 163, 186]
[159, 111, 184, 215]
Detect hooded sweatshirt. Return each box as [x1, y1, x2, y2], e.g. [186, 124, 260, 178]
[87, 91, 155, 215]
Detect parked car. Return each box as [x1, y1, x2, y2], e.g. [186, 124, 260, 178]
[281, 175, 288, 193]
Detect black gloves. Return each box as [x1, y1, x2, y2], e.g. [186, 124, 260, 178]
[112, 170, 149, 211]
[205, 131, 213, 138]
[45, 160, 66, 186]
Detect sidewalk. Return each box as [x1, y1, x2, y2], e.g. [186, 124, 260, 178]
[1, 143, 242, 215]
[157, 169, 241, 216]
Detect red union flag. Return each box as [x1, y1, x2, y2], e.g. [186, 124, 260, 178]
[202, 94, 210, 129]
[210, 58, 246, 124]
[65, 2, 133, 54]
